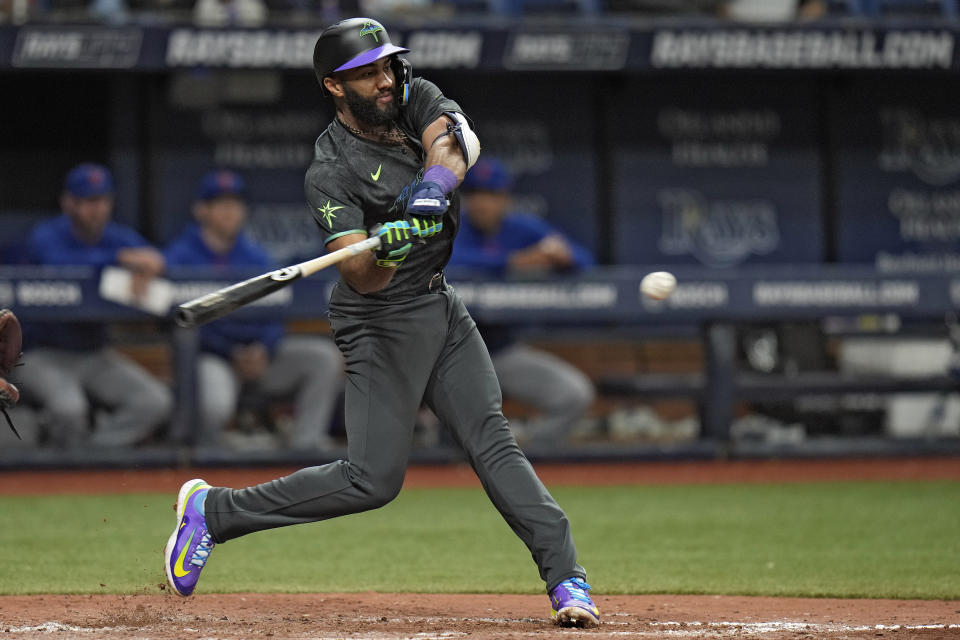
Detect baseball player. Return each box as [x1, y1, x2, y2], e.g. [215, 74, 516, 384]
[21, 164, 173, 448]
[164, 169, 345, 451]
[164, 18, 600, 627]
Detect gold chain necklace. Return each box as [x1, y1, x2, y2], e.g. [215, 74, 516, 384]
[338, 118, 408, 144]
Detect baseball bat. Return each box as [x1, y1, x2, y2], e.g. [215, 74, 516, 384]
[175, 236, 381, 328]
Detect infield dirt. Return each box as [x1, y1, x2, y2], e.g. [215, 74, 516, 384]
[2, 592, 959, 639]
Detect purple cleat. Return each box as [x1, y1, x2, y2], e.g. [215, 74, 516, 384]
[550, 577, 600, 627]
[164, 478, 215, 597]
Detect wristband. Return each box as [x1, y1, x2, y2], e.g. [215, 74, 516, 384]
[422, 165, 458, 195]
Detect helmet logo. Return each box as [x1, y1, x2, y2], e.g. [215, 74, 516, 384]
[360, 21, 383, 43]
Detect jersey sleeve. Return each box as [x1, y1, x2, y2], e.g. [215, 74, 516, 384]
[402, 78, 465, 139]
[305, 161, 368, 245]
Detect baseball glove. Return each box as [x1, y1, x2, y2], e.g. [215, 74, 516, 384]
[0, 309, 23, 439]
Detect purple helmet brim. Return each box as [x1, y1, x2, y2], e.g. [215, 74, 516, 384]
[334, 43, 410, 72]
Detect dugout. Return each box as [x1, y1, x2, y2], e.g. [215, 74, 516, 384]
[1, 14, 960, 465]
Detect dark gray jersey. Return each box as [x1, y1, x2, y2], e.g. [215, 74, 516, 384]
[305, 77, 463, 302]
[207, 83, 586, 601]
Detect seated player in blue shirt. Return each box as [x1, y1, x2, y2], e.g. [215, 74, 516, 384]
[19, 163, 173, 448]
[451, 159, 594, 277]
[449, 157, 596, 447]
[164, 169, 344, 450]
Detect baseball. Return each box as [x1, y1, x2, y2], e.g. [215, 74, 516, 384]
[640, 271, 677, 300]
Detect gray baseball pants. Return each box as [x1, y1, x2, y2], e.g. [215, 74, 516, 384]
[17, 347, 172, 447]
[492, 343, 595, 444]
[195, 335, 344, 449]
[204, 286, 585, 592]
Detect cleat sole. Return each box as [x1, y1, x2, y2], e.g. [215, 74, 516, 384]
[556, 606, 600, 628]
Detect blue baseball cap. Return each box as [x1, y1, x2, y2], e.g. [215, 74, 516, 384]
[197, 169, 246, 200]
[461, 157, 512, 193]
[64, 163, 114, 198]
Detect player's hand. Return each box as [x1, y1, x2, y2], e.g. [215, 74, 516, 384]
[116, 247, 166, 299]
[538, 234, 574, 266]
[373, 221, 414, 268]
[406, 181, 449, 217]
[409, 215, 443, 239]
[116, 247, 165, 276]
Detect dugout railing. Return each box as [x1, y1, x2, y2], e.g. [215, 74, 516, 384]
[1, 264, 959, 469]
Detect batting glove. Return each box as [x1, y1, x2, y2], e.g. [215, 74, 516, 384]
[406, 181, 449, 217]
[373, 221, 414, 268]
[409, 215, 443, 239]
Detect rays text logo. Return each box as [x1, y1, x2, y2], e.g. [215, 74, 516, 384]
[657, 188, 779, 268]
[360, 22, 383, 43]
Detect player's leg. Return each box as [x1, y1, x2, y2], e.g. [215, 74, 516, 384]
[83, 349, 173, 447]
[13, 348, 88, 447]
[260, 335, 344, 450]
[423, 290, 599, 626]
[166, 298, 445, 596]
[196, 353, 239, 446]
[199, 294, 447, 540]
[492, 343, 595, 446]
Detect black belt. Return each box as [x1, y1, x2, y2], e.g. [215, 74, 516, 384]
[425, 272, 446, 293]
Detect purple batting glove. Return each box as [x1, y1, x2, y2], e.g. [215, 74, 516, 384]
[406, 165, 458, 216]
[406, 181, 449, 216]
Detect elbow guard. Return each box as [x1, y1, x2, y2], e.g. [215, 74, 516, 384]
[442, 111, 481, 169]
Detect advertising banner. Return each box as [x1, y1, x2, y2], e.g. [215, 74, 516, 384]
[151, 72, 333, 264]
[833, 76, 960, 271]
[2, 23, 958, 72]
[611, 75, 822, 268]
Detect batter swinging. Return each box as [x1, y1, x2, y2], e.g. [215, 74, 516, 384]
[163, 17, 600, 628]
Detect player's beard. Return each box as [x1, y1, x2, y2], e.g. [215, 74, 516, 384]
[344, 84, 398, 128]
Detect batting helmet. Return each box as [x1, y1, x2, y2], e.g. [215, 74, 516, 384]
[313, 18, 412, 104]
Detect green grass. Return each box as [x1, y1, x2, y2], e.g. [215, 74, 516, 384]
[0, 481, 957, 598]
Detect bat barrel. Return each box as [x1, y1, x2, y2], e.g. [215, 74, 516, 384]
[176, 295, 232, 328]
[174, 267, 301, 328]
[175, 292, 244, 328]
[175, 305, 196, 328]
[172, 237, 378, 328]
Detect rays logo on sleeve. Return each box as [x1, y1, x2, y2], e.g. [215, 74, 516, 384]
[317, 200, 345, 227]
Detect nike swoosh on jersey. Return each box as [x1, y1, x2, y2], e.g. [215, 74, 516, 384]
[371, 164, 382, 181]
